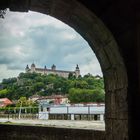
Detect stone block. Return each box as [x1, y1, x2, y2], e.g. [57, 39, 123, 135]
[105, 88, 128, 120]
[104, 65, 128, 91]
[106, 119, 128, 140]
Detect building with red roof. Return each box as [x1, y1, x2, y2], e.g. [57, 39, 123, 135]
[0, 98, 13, 107]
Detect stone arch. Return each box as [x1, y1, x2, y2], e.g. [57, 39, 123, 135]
[31, 1, 128, 139]
[2, 0, 129, 139]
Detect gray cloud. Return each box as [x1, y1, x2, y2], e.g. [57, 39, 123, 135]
[0, 11, 102, 81]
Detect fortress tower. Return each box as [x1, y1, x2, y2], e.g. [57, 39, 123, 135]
[31, 63, 36, 72]
[75, 64, 80, 78]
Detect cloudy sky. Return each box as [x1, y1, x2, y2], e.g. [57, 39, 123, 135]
[0, 10, 102, 82]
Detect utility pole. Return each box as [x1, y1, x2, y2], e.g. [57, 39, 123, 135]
[18, 101, 22, 119]
[8, 107, 10, 121]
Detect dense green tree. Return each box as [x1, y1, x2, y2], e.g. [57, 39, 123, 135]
[0, 89, 9, 97]
[16, 96, 38, 107]
[0, 72, 105, 103]
[16, 97, 28, 107]
[68, 88, 105, 103]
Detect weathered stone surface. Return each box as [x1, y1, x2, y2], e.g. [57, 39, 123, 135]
[104, 65, 128, 91]
[30, 0, 51, 14]
[106, 119, 128, 140]
[9, 0, 29, 12]
[105, 88, 128, 119]
[0, 124, 105, 140]
[50, 0, 75, 23]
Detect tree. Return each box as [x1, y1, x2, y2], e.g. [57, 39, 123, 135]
[0, 89, 9, 97]
[16, 97, 28, 107]
[68, 88, 105, 103]
[33, 82, 45, 92]
[0, 72, 105, 103]
[68, 73, 76, 80]
[74, 80, 88, 89]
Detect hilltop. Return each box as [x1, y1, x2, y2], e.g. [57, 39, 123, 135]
[0, 72, 105, 103]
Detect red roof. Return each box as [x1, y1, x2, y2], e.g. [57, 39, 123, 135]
[0, 98, 13, 107]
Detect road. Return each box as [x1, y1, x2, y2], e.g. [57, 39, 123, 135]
[0, 118, 105, 130]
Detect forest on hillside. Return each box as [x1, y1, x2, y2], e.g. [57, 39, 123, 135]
[0, 73, 105, 103]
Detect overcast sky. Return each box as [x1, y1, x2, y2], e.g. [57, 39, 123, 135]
[0, 10, 102, 82]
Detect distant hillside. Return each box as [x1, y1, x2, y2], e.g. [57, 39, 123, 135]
[0, 72, 105, 103]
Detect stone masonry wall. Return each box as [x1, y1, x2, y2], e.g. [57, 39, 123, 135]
[0, 124, 105, 140]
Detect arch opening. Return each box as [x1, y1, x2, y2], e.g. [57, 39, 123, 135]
[0, 9, 105, 130]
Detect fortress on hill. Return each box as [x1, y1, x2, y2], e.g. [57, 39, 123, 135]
[25, 63, 80, 78]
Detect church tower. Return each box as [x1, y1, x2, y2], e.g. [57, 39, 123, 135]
[44, 65, 47, 74]
[75, 64, 80, 78]
[31, 63, 36, 72]
[51, 64, 56, 70]
[25, 65, 30, 73]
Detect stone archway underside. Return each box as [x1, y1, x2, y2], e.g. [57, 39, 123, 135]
[1, 0, 129, 140]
